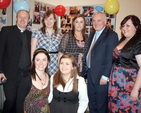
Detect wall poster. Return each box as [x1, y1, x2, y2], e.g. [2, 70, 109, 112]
[0, 15, 7, 31]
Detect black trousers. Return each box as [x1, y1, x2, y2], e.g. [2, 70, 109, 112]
[87, 71, 108, 113]
[2, 69, 28, 113]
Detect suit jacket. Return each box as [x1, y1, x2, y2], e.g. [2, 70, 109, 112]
[83, 27, 118, 84]
[0, 25, 31, 79]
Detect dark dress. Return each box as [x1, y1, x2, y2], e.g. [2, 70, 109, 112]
[59, 32, 88, 76]
[16, 74, 50, 113]
[24, 84, 50, 113]
[108, 37, 141, 113]
[50, 88, 79, 113]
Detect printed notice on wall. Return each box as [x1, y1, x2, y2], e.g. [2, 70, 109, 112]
[0, 15, 7, 31]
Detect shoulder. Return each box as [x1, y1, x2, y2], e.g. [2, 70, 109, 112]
[34, 29, 41, 32]
[77, 76, 85, 83]
[104, 28, 118, 40]
[1, 25, 14, 31]
[26, 29, 32, 34]
[105, 27, 116, 34]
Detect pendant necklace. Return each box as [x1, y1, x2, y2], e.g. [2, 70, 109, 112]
[36, 73, 46, 85]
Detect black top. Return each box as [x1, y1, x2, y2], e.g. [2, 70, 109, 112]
[50, 88, 79, 113]
[113, 36, 141, 69]
[19, 29, 30, 71]
[0, 25, 31, 77]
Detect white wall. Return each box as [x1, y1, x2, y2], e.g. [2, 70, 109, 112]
[11, 0, 141, 38]
[38, 0, 141, 38]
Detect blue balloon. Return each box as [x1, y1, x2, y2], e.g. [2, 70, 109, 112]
[13, 0, 30, 13]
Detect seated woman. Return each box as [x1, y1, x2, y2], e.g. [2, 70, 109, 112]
[16, 48, 50, 113]
[48, 53, 88, 113]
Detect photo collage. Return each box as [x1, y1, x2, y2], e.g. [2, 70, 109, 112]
[27, 1, 55, 31]
[30, 2, 116, 35]
[60, 5, 116, 35]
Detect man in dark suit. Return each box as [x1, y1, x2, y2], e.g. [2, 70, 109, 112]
[82, 12, 118, 113]
[0, 10, 31, 113]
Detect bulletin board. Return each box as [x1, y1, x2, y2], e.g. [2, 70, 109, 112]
[30, 2, 116, 35]
[27, 1, 55, 31]
[59, 5, 116, 35]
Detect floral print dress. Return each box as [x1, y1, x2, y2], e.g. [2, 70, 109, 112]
[108, 48, 141, 113]
[24, 83, 50, 113]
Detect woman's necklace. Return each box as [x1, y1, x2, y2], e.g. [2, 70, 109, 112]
[36, 73, 46, 86]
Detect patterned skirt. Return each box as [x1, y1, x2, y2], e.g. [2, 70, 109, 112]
[108, 64, 141, 113]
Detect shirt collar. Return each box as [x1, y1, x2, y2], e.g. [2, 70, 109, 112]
[96, 26, 105, 35]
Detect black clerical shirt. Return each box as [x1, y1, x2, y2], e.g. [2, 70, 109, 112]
[19, 30, 30, 71]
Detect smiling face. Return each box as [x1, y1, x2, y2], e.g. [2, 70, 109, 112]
[34, 53, 48, 72]
[73, 17, 85, 32]
[59, 58, 73, 76]
[44, 14, 56, 29]
[121, 19, 136, 39]
[16, 10, 30, 30]
[92, 13, 106, 31]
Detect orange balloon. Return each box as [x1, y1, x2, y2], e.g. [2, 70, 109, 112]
[104, 0, 120, 14]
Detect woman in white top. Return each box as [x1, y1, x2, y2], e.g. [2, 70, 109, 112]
[48, 53, 88, 113]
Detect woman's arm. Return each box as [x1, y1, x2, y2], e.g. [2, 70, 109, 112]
[48, 75, 54, 103]
[31, 38, 37, 61]
[77, 77, 89, 113]
[130, 54, 141, 102]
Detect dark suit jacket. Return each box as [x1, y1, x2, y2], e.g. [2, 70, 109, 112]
[0, 25, 31, 79]
[83, 27, 118, 84]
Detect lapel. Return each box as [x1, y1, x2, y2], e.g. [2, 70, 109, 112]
[94, 27, 108, 46]
[88, 31, 96, 48]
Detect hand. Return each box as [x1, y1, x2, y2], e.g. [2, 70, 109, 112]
[100, 78, 107, 85]
[0, 73, 6, 84]
[130, 88, 139, 102]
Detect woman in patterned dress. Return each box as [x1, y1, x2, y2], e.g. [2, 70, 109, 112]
[16, 48, 50, 113]
[31, 10, 62, 76]
[108, 15, 141, 113]
[59, 14, 88, 76]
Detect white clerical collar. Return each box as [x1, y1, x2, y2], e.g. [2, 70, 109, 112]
[17, 26, 25, 33]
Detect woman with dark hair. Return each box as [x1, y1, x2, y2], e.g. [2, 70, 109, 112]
[108, 15, 141, 112]
[31, 10, 62, 76]
[59, 14, 88, 76]
[48, 53, 88, 113]
[16, 48, 50, 113]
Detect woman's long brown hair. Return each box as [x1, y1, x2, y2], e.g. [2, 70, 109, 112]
[53, 53, 79, 93]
